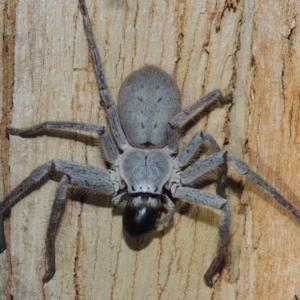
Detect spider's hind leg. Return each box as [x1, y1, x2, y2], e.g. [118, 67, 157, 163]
[42, 175, 69, 283]
[204, 203, 230, 287]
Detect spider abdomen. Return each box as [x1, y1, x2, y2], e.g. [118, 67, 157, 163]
[118, 65, 181, 147]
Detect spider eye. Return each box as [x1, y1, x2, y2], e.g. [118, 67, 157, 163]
[122, 199, 160, 238]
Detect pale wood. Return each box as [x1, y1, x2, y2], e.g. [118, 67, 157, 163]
[1, 0, 300, 299]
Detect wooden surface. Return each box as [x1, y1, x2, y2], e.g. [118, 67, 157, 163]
[1, 0, 300, 299]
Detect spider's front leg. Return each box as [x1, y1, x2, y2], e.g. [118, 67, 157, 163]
[0, 160, 116, 282]
[79, 0, 128, 150]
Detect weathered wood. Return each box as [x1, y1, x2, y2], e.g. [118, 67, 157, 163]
[0, 0, 299, 299]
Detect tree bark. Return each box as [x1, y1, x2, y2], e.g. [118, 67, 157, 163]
[1, 0, 300, 299]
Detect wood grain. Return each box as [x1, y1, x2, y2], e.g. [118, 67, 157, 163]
[0, 0, 300, 299]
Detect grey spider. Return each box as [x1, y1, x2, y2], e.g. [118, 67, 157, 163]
[1, 0, 300, 287]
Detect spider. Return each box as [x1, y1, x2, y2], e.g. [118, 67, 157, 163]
[1, 0, 299, 287]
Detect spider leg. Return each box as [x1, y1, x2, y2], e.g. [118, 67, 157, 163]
[0, 160, 115, 282]
[178, 148, 300, 286]
[7, 122, 118, 163]
[167, 90, 232, 151]
[183, 150, 300, 221]
[172, 186, 226, 209]
[180, 151, 227, 185]
[155, 195, 176, 226]
[226, 153, 300, 221]
[177, 131, 223, 167]
[43, 175, 69, 283]
[111, 192, 127, 208]
[0, 217, 6, 253]
[177, 148, 231, 286]
[175, 132, 230, 286]
[43, 167, 115, 283]
[0, 159, 114, 231]
[176, 131, 228, 198]
[78, 0, 128, 150]
[204, 203, 230, 287]
[170, 185, 229, 287]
